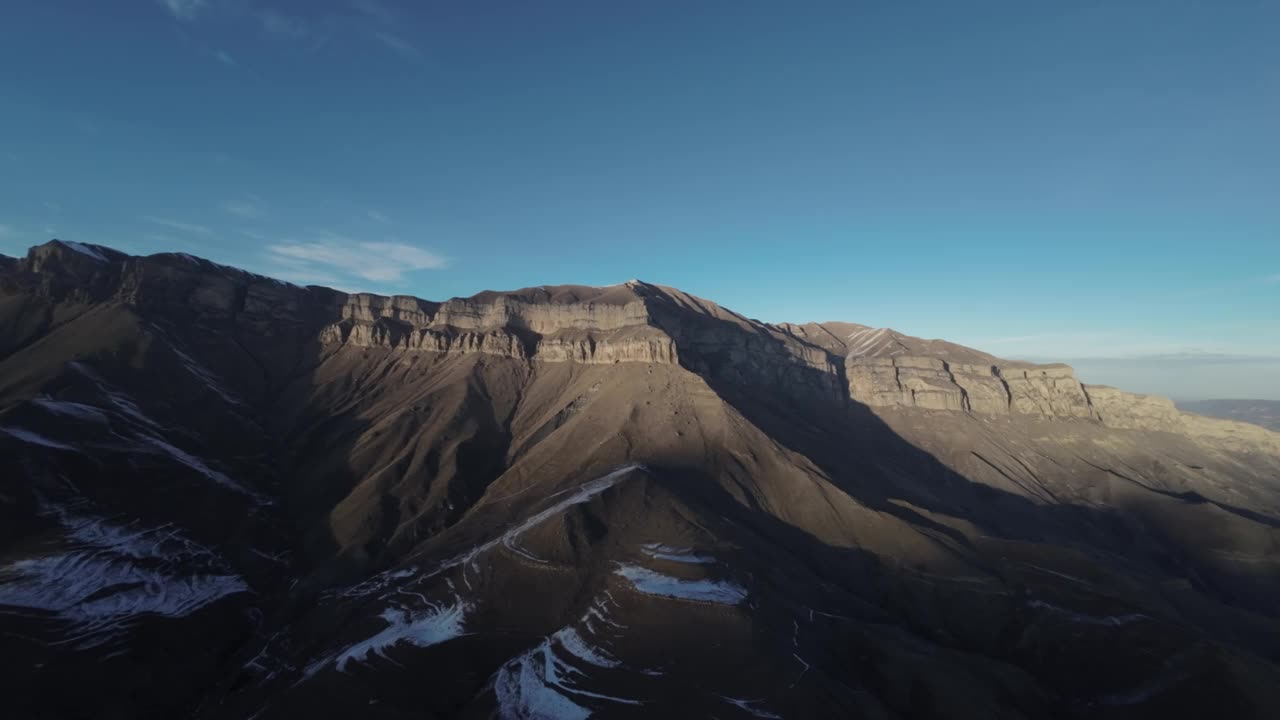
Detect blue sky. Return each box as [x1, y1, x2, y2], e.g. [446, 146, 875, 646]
[1, 0, 1277, 398]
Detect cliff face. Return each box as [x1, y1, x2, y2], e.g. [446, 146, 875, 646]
[320, 282, 676, 365]
[831, 329, 1278, 451]
[1088, 384, 1280, 452]
[845, 357, 1095, 417]
[8, 240, 1274, 450]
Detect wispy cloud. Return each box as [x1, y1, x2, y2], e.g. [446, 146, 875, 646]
[142, 216, 213, 235]
[1060, 352, 1280, 367]
[979, 331, 1119, 346]
[155, 0, 414, 62]
[350, 0, 396, 24]
[223, 200, 264, 219]
[259, 10, 310, 39]
[1066, 354, 1280, 401]
[268, 265, 344, 286]
[1266, 273, 1280, 285]
[266, 236, 447, 285]
[158, 0, 206, 22]
[962, 327, 1280, 369]
[143, 233, 184, 246]
[373, 31, 422, 60]
[367, 209, 391, 224]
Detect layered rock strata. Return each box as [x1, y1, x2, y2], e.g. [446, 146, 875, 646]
[7, 240, 1275, 450]
[845, 357, 1094, 419]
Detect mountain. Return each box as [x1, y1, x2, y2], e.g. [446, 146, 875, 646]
[2, 239, 1279, 719]
[1178, 399, 1280, 433]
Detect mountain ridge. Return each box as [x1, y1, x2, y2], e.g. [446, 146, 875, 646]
[8, 239, 1273, 450]
[3, 238, 1280, 718]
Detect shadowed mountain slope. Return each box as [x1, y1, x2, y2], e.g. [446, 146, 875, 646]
[2, 240, 1279, 719]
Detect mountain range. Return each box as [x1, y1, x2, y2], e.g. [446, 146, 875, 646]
[1177, 399, 1280, 433]
[2, 240, 1279, 719]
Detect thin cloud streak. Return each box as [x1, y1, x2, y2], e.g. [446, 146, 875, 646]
[223, 200, 264, 219]
[350, 0, 397, 24]
[373, 31, 422, 60]
[142, 216, 213, 235]
[1048, 352, 1280, 367]
[158, 0, 206, 21]
[265, 236, 448, 286]
[259, 10, 310, 39]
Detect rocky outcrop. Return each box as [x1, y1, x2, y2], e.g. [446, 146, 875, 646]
[1087, 385, 1280, 452]
[431, 291, 650, 334]
[845, 355, 1095, 419]
[320, 320, 532, 359]
[1001, 364, 1095, 418]
[340, 294, 440, 325]
[533, 327, 678, 364]
[323, 283, 675, 365]
[1085, 384, 1184, 432]
[842, 351, 1280, 450]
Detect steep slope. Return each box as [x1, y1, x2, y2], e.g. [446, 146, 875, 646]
[2, 240, 1279, 719]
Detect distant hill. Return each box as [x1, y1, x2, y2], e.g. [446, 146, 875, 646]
[1178, 399, 1280, 432]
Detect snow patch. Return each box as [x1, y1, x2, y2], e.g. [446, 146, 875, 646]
[553, 627, 621, 669]
[0, 426, 77, 450]
[141, 434, 261, 499]
[1021, 563, 1094, 587]
[107, 391, 159, 428]
[495, 645, 593, 720]
[0, 554, 246, 624]
[845, 327, 890, 357]
[60, 241, 107, 262]
[1026, 599, 1148, 627]
[171, 346, 242, 406]
[494, 632, 641, 720]
[614, 565, 747, 605]
[720, 696, 782, 719]
[438, 464, 643, 573]
[31, 398, 110, 424]
[332, 566, 418, 600]
[0, 514, 248, 647]
[503, 534, 548, 563]
[325, 600, 467, 673]
[641, 543, 715, 564]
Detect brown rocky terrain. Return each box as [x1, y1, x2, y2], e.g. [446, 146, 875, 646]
[2, 239, 1279, 719]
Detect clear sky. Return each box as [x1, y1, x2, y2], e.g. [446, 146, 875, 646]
[1, 1, 1277, 398]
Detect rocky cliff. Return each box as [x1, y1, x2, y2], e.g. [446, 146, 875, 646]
[7, 240, 1274, 452]
[774, 321, 1278, 451]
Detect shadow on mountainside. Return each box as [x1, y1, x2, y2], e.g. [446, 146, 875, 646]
[667, 310, 1280, 631]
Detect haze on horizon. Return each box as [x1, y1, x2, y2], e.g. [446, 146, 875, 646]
[1, 0, 1277, 399]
